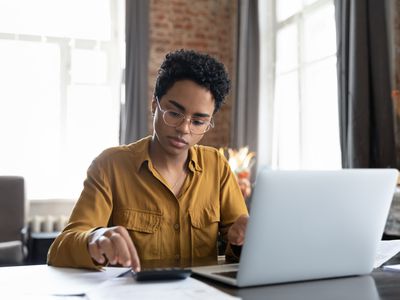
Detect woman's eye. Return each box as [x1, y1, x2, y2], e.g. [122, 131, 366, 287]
[192, 119, 206, 126]
[167, 111, 182, 118]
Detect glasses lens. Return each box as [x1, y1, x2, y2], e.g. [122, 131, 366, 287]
[162, 110, 213, 134]
[190, 118, 213, 134]
[163, 110, 184, 126]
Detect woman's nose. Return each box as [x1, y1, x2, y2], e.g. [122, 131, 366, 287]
[175, 117, 191, 134]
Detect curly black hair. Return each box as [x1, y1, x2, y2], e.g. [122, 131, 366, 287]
[154, 49, 231, 112]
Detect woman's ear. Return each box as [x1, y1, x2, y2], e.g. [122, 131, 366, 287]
[151, 97, 157, 116]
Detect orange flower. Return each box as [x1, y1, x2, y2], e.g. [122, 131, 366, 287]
[219, 147, 255, 177]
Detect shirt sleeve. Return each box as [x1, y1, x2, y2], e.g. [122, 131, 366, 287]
[217, 153, 248, 259]
[47, 157, 113, 269]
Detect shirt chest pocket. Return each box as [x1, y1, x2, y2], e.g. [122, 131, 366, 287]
[113, 209, 162, 260]
[189, 208, 220, 258]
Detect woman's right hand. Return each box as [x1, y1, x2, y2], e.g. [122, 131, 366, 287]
[88, 226, 141, 272]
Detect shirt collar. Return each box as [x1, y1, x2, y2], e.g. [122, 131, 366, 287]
[189, 145, 203, 172]
[129, 136, 203, 173]
[128, 136, 152, 172]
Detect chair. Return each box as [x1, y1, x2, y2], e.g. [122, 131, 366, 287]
[0, 176, 26, 266]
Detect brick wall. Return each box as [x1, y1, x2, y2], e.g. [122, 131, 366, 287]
[147, 0, 238, 148]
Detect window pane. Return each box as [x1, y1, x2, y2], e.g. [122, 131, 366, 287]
[304, 0, 319, 5]
[260, 0, 339, 171]
[276, 0, 302, 21]
[0, 0, 111, 40]
[0, 0, 124, 200]
[273, 72, 300, 169]
[276, 24, 298, 73]
[64, 85, 119, 198]
[302, 57, 341, 169]
[304, 2, 336, 62]
[71, 49, 108, 84]
[0, 40, 62, 198]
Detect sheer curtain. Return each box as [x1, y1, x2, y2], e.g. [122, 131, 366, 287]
[335, 0, 396, 168]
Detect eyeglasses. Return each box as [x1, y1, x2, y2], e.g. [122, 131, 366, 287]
[155, 97, 214, 135]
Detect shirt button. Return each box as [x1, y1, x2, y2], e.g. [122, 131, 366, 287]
[174, 223, 180, 230]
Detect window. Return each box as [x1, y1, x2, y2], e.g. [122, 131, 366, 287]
[0, 0, 125, 200]
[258, 0, 341, 170]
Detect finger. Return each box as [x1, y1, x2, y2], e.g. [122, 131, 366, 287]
[116, 227, 141, 272]
[231, 234, 244, 245]
[228, 228, 240, 245]
[236, 240, 244, 246]
[230, 238, 243, 245]
[97, 235, 117, 265]
[236, 234, 245, 245]
[109, 232, 131, 267]
[231, 231, 245, 245]
[88, 240, 105, 264]
[229, 224, 247, 245]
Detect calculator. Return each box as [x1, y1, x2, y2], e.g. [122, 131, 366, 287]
[134, 268, 192, 281]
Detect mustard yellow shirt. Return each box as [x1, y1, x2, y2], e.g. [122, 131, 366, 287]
[47, 136, 248, 269]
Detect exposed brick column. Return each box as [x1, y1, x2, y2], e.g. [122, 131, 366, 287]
[147, 0, 238, 148]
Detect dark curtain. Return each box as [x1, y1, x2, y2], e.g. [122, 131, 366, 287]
[120, 0, 150, 145]
[232, 0, 260, 153]
[335, 0, 396, 168]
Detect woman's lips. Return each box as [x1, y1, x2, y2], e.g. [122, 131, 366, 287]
[168, 136, 188, 149]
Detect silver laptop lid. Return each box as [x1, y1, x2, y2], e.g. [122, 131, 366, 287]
[237, 169, 398, 287]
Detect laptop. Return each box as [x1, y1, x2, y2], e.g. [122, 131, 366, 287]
[192, 169, 398, 287]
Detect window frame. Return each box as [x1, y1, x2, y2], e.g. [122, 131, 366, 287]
[0, 0, 125, 201]
[258, 0, 340, 170]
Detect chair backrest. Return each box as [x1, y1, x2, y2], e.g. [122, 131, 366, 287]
[0, 176, 25, 242]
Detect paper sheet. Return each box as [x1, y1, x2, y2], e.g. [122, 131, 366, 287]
[383, 264, 400, 271]
[374, 240, 400, 268]
[0, 264, 130, 298]
[86, 276, 240, 300]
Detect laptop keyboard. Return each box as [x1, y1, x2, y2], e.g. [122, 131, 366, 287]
[213, 271, 238, 279]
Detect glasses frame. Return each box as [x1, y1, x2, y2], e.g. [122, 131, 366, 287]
[155, 96, 214, 135]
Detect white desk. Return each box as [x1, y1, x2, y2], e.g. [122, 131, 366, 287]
[2, 242, 400, 300]
[0, 265, 127, 297]
[0, 264, 237, 300]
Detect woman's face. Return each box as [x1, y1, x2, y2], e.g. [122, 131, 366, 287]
[152, 80, 215, 157]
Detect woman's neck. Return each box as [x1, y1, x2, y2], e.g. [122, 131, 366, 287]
[149, 136, 189, 172]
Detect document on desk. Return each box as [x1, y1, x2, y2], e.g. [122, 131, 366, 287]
[0, 264, 130, 297]
[374, 240, 400, 268]
[383, 264, 400, 272]
[86, 276, 240, 300]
